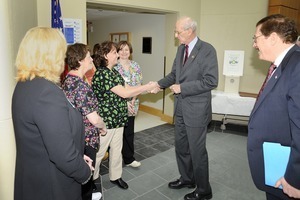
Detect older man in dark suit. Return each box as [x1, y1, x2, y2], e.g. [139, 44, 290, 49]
[153, 16, 218, 200]
[248, 14, 300, 200]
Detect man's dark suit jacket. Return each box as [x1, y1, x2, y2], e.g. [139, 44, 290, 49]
[158, 38, 218, 127]
[12, 78, 91, 200]
[248, 45, 300, 199]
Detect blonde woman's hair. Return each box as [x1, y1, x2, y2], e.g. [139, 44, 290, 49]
[15, 27, 67, 84]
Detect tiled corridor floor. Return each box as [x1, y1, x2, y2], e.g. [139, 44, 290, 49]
[95, 114, 265, 200]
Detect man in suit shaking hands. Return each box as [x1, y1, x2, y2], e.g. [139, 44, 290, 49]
[152, 16, 218, 200]
[248, 14, 300, 200]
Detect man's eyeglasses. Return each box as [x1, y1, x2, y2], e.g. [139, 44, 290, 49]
[252, 34, 263, 43]
[174, 29, 186, 35]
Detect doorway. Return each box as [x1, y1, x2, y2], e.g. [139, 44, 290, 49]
[86, 2, 177, 123]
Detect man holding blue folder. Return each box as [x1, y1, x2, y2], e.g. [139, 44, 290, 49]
[247, 14, 300, 200]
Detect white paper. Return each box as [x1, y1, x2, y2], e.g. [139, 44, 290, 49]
[223, 50, 244, 76]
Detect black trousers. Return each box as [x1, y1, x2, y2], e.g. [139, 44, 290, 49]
[82, 145, 97, 200]
[266, 192, 291, 200]
[122, 116, 136, 165]
[266, 193, 284, 200]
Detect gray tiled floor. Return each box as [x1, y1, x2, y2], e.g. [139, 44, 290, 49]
[96, 122, 266, 200]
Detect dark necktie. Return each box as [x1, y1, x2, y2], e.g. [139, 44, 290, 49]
[183, 45, 189, 65]
[257, 63, 277, 99]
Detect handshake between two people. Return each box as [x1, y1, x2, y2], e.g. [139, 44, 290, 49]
[143, 81, 181, 94]
[143, 81, 161, 94]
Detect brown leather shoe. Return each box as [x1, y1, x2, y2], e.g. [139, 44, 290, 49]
[168, 179, 195, 189]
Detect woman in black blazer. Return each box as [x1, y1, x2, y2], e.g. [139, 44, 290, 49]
[12, 27, 93, 200]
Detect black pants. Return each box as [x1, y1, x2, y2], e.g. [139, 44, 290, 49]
[266, 192, 290, 200]
[82, 145, 97, 200]
[122, 116, 135, 165]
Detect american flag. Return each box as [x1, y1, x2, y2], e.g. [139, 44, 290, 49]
[51, 0, 64, 33]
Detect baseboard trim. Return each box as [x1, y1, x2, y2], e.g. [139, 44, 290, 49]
[161, 115, 174, 124]
[139, 104, 173, 124]
[139, 104, 162, 116]
[239, 92, 257, 98]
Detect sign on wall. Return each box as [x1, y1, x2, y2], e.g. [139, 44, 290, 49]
[110, 32, 130, 43]
[223, 50, 244, 76]
[63, 18, 82, 44]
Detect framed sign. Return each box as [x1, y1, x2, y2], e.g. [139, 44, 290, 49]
[112, 34, 119, 43]
[110, 32, 130, 43]
[63, 18, 82, 44]
[120, 33, 128, 41]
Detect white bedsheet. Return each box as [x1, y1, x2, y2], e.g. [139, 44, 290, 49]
[212, 90, 256, 117]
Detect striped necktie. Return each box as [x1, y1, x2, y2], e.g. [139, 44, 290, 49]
[183, 45, 189, 65]
[257, 63, 277, 99]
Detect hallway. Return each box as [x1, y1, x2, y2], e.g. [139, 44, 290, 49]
[96, 112, 265, 200]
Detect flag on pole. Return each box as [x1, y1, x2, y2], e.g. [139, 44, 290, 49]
[51, 0, 64, 33]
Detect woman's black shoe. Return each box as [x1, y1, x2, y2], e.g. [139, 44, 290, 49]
[110, 178, 128, 189]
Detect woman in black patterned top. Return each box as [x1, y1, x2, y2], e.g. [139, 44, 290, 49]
[62, 43, 106, 200]
[92, 41, 156, 190]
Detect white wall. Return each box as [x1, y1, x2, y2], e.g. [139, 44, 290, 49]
[88, 13, 166, 110]
[0, 1, 15, 199]
[1, 0, 37, 199]
[200, 0, 269, 93]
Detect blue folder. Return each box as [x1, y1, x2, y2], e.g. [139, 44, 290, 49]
[263, 142, 291, 189]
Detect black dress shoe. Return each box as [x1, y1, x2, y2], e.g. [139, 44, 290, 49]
[168, 179, 195, 189]
[110, 178, 128, 189]
[184, 191, 212, 200]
